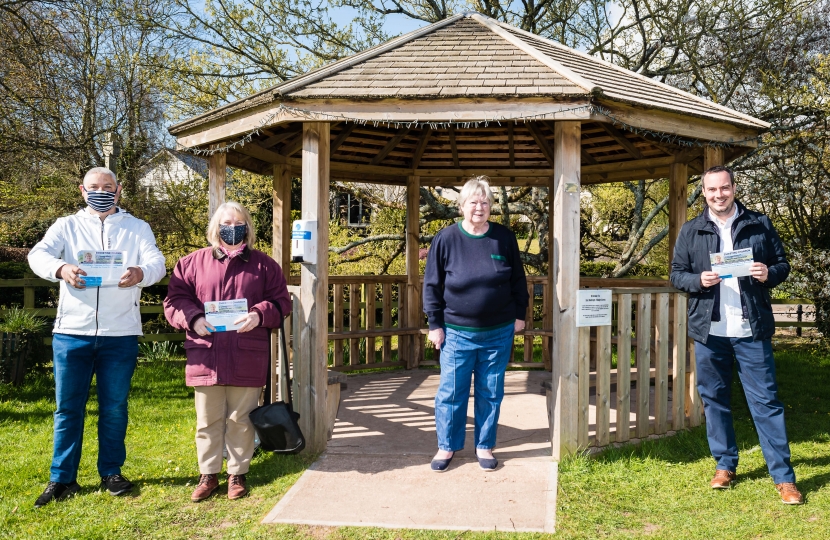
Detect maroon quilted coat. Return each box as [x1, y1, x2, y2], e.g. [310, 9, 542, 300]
[164, 246, 291, 387]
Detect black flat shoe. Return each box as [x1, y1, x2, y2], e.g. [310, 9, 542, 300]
[430, 455, 453, 472]
[477, 455, 498, 471]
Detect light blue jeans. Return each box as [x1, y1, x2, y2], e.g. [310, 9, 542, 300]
[50, 334, 139, 483]
[434, 324, 514, 452]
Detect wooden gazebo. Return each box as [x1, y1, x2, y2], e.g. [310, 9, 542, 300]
[168, 12, 769, 459]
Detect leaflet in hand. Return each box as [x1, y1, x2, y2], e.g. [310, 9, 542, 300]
[77, 250, 125, 287]
[204, 299, 248, 332]
[710, 248, 753, 279]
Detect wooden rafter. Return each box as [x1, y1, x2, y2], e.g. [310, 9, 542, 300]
[371, 127, 412, 165]
[448, 127, 460, 167]
[410, 127, 432, 168]
[526, 123, 556, 167]
[261, 125, 302, 149]
[330, 124, 357, 154]
[280, 132, 305, 157]
[236, 141, 286, 165]
[599, 123, 645, 160]
[508, 122, 515, 167]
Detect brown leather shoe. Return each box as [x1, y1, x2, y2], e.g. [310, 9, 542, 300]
[227, 474, 248, 500]
[191, 474, 219, 502]
[775, 482, 804, 505]
[710, 469, 737, 489]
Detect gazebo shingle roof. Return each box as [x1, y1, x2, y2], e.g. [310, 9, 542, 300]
[290, 18, 586, 98]
[169, 12, 768, 137]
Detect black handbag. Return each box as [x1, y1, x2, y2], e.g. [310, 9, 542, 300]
[249, 322, 305, 454]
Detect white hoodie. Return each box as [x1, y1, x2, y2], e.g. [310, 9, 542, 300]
[28, 208, 167, 336]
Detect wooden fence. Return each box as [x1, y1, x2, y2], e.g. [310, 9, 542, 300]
[0, 274, 816, 378]
[574, 288, 699, 447]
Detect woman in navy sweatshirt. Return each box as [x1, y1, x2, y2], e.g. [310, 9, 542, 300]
[423, 177, 529, 472]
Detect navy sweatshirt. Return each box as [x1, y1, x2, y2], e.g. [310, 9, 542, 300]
[423, 221, 529, 331]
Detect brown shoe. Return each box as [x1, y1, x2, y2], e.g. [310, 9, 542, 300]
[775, 482, 804, 505]
[710, 469, 737, 489]
[191, 474, 219, 502]
[227, 474, 248, 500]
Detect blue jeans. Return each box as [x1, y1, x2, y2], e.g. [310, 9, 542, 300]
[435, 324, 514, 452]
[695, 336, 795, 484]
[50, 334, 139, 483]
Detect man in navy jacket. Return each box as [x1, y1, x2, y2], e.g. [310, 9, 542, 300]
[670, 165, 803, 504]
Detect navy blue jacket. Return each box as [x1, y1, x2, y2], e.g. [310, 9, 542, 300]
[670, 201, 789, 344]
[423, 221, 529, 331]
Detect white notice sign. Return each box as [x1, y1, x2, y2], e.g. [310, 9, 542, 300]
[577, 289, 612, 327]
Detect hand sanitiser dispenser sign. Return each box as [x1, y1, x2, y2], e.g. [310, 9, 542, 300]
[291, 220, 317, 264]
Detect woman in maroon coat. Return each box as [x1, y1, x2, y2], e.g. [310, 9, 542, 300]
[164, 201, 290, 502]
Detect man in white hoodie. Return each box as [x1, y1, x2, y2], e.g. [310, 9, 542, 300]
[28, 167, 166, 508]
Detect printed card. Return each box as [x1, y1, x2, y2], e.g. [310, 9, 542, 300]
[710, 248, 753, 279]
[76, 250, 126, 286]
[204, 299, 249, 332]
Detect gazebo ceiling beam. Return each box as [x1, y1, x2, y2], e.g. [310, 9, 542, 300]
[410, 127, 432, 169]
[261, 125, 302, 149]
[371, 127, 412, 165]
[526, 123, 556, 167]
[272, 153, 681, 178]
[599, 123, 645, 160]
[448, 127, 460, 167]
[331, 124, 357, 153]
[235, 141, 286, 165]
[280, 132, 306, 157]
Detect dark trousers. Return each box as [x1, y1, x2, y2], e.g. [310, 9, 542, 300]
[695, 335, 795, 484]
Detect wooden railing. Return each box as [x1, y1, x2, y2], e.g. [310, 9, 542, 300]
[1, 275, 816, 382]
[284, 274, 554, 372]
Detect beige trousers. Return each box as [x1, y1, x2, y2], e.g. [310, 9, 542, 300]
[194, 386, 261, 475]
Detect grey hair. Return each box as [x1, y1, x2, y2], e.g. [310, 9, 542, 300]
[83, 167, 118, 185]
[457, 176, 495, 210]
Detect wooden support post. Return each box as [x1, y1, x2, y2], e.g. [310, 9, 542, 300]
[703, 146, 724, 171]
[272, 164, 292, 270]
[545, 174, 555, 372]
[550, 121, 581, 460]
[208, 149, 226, 217]
[271, 163, 292, 403]
[668, 162, 688, 268]
[405, 175, 422, 369]
[296, 122, 330, 454]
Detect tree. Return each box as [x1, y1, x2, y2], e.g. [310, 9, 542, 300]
[0, 0, 176, 248]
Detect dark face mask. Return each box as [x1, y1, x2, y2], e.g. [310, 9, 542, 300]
[219, 224, 247, 246]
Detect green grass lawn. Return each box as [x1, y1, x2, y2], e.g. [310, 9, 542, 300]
[1, 340, 828, 539]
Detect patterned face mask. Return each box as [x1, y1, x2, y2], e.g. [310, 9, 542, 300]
[219, 224, 247, 246]
[83, 187, 117, 213]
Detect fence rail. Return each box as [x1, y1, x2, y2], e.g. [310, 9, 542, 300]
[1, 275, 817, 378]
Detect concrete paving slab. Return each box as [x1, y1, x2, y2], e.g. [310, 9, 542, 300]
[262, 370, 557, 532]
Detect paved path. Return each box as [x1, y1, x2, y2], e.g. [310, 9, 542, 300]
[263, 370, 557, 532]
